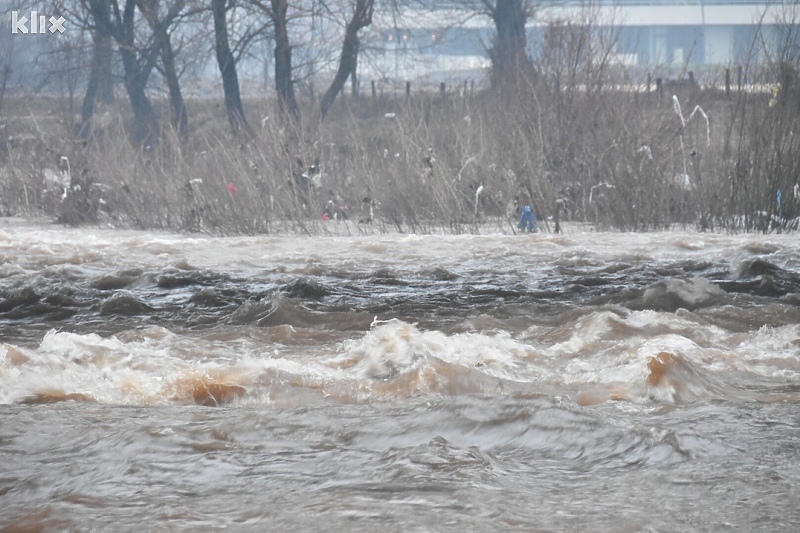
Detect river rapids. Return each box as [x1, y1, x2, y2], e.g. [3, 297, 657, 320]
[1, 220, 799, 531]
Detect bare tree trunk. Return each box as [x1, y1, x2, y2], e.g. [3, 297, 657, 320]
[0, 65, 10, 118]
[79, 0, 114, 138]
[79, 54, 101, 138]
[319, 0, 374, 120]
[212, 0, 250, 135]
[488, 0, 530, 91]
[138, 0, 188, 140]
[159, 33, 188, 139]
[98, 34, 115, 105]
[271, 0, 299, 120]
[113, 0, 160, 147]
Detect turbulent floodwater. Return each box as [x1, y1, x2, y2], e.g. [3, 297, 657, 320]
[1, 219, 799, 532]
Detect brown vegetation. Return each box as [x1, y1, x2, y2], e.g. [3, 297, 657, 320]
[0, 1, 798, 235]
[0, 66, 797, 236]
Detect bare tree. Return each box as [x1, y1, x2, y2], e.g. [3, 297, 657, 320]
[110, 0, 160, 146]
[0, 27, 14, 118]
[249, 0, 300, 120]
[137, 0, 190, 140]
[78, 0, 115, 138]
[484, 0, 533, 90]
[212, 0, 251, 134]
[318, 0, 375, 120]
[0, 2, 16, 117]
[38, 29, 91, 114]
[381, 0, 535, 91]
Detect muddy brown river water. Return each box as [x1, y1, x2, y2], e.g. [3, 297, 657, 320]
[1, 221, 799, 531]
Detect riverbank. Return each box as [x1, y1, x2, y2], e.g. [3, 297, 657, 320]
[1, 76, 798, 235]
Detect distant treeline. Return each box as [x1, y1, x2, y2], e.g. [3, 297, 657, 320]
[0, 1, 798, 234]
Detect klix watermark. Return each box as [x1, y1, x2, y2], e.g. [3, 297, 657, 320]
[11, 10, 66, 34]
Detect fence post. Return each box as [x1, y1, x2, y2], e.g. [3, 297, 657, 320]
[647, 72, 651, 93]
[737, 65, 743, 92]
[656, 77, 663, 103]
[406, 80, 411, 100]
[554, 200, 562, 234]
[725, 68, 731, 98]
[371, 80, 376, 102]
[440, 82, 446, 101]
[351, 71, 358, 98]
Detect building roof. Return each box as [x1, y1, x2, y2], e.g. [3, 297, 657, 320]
[374, 2, 796, 30]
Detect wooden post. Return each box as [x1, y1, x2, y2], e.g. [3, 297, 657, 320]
[554, 200, 561, 234]
[470, 79, 474, 100]
[350, 71, 358, 98]
[647, 72, 651, 93]
[656, 77, 663, 102]
[737, 65, 743, 92]
[406, 80, 411, 100]
[688, 71, 695, 85]
[371, 80, 376, 102]
[725, 68, 731, 98]
[440, 82, 446, 101]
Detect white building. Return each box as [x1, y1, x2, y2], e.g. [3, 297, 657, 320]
[366, 1, 799, 81]
[561, 0, 799, 66]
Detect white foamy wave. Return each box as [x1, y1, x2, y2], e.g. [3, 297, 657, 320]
[546, 310, 738, 404]
[329, 320, 539, 383]
[732, 324, 800, 379]
[2, 307, 797, 407]
[549, 310, 624, 355]
[0, 323, 546, 406]
[562, 333, 699, 385]
[637, 278, 728, 311]
[0, 328, 337, 406]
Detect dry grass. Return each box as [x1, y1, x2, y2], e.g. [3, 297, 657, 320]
[1, 62, 798, 235]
